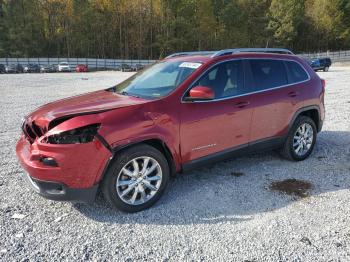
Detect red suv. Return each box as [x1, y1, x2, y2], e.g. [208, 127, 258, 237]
[75, 64, 88, 72]
[16, 48, 325, 212]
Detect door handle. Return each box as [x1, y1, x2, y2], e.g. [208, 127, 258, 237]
[288, 91, 298, 97]
[235, 101, 250, 108]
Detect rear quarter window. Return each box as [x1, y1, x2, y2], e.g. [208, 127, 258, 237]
[285, 61, 309, 83]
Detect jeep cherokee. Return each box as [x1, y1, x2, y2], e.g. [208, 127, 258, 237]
[16, 48, 325, 212]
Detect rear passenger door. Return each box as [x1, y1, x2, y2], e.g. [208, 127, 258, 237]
[247, 59, 309, 142]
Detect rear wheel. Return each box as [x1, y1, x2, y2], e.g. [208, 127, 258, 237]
[281, 116, 317, 161]
[323, 66, 329, 72]
[102, 144, 169, 212]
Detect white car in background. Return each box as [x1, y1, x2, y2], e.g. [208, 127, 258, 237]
[58, 62, 71, 72]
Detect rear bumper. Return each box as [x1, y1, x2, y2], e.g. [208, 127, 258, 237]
[23, 173, 98, 202]
[76, 68, 87, 72]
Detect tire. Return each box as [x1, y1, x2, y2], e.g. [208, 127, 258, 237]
[323, 66, 329, 72]
[280, 116, 317, 161]
[101, 144, 170, 212]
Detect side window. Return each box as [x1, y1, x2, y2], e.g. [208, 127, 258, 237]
[249, 59, 288, 91]
[285, 61, 309, 83]
[191, 60, 244, 99]
[208, 68, 218, 81]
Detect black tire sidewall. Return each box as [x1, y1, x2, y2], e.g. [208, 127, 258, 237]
[288, 116, 317, 161]
[102, 144, 170, 212]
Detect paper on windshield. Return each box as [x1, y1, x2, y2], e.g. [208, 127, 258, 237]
[179, 62, 202, 69]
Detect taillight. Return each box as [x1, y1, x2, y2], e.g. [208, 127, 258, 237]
[321, 79, 326, 89]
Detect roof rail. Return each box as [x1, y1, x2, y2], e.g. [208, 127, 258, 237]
[165, 51, 216, 59]
[165, 48, 294, 59]
[211, 48, 294, 57]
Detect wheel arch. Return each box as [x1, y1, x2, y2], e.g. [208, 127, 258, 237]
[97, 138, 177, 184]
[142, 139, 177, 176]
[289, 105, 322, 132]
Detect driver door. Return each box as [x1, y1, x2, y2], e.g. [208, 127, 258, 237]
[179, 60, 253, 163]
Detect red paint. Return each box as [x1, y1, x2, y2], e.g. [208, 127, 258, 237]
[189, 86, 215, 100]
[75, 64, 88, 72]
[16, 52, 325, 190]
[16, 135, 111, 188]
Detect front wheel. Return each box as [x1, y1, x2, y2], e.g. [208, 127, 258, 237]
[101, 144, 170, 212]
[281, 116, 317, 161]
[323, 66, 329, 72]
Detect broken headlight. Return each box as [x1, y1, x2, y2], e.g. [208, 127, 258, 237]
[45, 124, 100, 144]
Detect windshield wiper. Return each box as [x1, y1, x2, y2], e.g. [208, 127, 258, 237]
[118, 91, 140, 98]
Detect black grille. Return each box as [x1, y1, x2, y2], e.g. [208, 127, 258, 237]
[25, 124, 36, 141]
[22, 121, 44, 143]
[32, 122, 43, 137]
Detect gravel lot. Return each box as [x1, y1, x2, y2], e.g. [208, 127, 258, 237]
[0, 68, 349, 261]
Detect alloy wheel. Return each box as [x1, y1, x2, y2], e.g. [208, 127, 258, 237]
[116, 156, 162, 205]
[293, 123, 314, 156]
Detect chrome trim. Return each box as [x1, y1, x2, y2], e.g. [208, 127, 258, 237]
[166, 51, 216, 59]
[192, 143, 217, 151]
[211, 48, 294, 57]
[181, 57, 311, 103]
[23, 173, 40, 193]
[166, 48, 293, 59]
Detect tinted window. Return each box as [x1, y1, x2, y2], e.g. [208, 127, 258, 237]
[191, 60, 244, 99]
[249, 59, 288, 91]
[285, 61, 308, 83]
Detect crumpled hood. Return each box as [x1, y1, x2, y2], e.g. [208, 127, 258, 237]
[26, 90, 148, 128]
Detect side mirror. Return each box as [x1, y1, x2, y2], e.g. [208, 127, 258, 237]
[186, 86, 215, 101]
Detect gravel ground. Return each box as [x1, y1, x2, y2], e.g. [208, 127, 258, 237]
[0, 69, 349, 261]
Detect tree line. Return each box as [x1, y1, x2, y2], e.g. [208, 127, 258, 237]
[0, 0, 349, 59]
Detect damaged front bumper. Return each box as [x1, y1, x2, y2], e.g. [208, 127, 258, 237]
[22, 172, 99, 202]
[16, 135, 112, 203]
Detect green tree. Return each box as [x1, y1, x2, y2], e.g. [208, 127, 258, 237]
[196, 0, 217, 50]
[239, 0, 271, 47]
[0, 0, 350, 58]
[268, 0, 305, 48]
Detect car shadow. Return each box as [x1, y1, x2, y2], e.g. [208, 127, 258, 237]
[73, 130, 350, 225]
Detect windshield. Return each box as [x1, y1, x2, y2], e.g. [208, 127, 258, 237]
[113, 61, 202, 99]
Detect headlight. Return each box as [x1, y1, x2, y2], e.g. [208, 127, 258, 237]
[45, 124, 100, 144]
